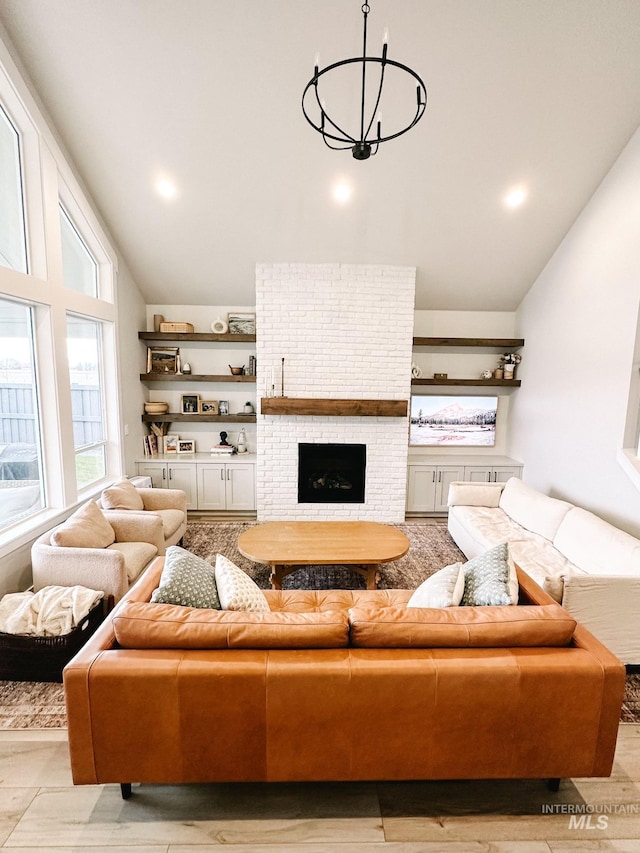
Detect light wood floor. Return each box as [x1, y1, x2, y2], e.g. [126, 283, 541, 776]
[0, 725, 638, 850]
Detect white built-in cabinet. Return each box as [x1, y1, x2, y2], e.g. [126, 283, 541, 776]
[406, 465, 465, 513]
[197, 462, 256, 511]
[135, 452, 256, 511]
[406, 455, 523, 514]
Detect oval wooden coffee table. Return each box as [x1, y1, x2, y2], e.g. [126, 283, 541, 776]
[237, 521, 409, 590]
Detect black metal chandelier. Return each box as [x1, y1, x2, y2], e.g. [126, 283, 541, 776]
[302, 2, 427, 160]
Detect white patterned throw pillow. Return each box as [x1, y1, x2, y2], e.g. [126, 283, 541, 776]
[461, 542, 517, 606]
[215, 554, 270, 612]
[407, 562, 465, 608]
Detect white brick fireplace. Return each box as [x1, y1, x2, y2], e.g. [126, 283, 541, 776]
[256, 263, 415, 521]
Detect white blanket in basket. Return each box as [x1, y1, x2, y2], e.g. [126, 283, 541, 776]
[0, 585, 103, 637]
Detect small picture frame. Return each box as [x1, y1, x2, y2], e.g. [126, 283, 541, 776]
[147, 346, 179, 374]
[200, 400, 219, 414]
[177, 439, 195, 454]
[164, 434, 179, 453]
[227, 312, 256, 335]
[218, 400, 229, 416]
[181, 394, 199, 414]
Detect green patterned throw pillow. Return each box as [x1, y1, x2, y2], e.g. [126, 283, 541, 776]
[151, 546, 220, 609]
[461, 542, 516, 606]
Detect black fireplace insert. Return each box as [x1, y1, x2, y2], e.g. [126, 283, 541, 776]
[298, 443, 366, 504]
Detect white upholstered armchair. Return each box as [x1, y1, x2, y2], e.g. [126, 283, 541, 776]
[31, 500, 163, 602]
[99, 480, 187, 553]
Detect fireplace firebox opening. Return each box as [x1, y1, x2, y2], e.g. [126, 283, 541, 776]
[298, 443, 366, 504]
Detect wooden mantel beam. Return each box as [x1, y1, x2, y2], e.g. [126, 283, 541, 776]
[260, 398, 408, 417]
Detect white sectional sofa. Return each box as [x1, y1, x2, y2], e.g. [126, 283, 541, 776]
[447, 477, 640, 664]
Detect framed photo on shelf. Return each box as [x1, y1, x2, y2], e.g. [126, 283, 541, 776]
[218, 400, 229, 416]
[227, 312, 255, 335]
[147, 346, 179, 374]
[199, 400, 219, 414]
[177, 439, 195, 454]
[181, 394, 199, 414]
[164, 435, 179, 453]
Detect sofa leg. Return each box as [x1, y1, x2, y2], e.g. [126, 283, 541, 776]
[547, 778, 561, 792]
[120, 783, 132, 799]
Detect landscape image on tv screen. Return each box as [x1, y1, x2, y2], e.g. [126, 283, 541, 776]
[410, 395, 497, 446]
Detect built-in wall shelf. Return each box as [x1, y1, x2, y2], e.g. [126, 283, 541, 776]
[412, 337, 524, 348]
[139, 332, 256, 343]
[142, 413, 256, 424]
[261, 398, 408, 417]
[140, 373, 255, 383]
[411, 378, 521, 387]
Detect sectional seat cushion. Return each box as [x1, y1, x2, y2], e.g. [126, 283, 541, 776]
[153, 508, 187, 540]
[215, 554, 269, 612]
[51, 500, 116, 549]
[107, 542, 158, 582]
[151, 546, 220, 609]
[101, 478, 145, 511]
[348, 603, 577, 648]
[499, 477, 573, 542]
[407, 562, 465, 608]
[113, 600, 349, 649]
[553, 507, 640, 577]
[461, 543, 518, 606]
[448, 505, 531, 554]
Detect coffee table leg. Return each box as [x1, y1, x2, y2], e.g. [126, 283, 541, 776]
[365, 565, 381, 590]
[269, 564, 283, 590]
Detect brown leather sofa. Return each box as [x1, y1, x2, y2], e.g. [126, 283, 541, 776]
[64, 558, 624, 798]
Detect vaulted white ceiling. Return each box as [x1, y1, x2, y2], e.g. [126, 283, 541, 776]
[1, 0, 640, 310]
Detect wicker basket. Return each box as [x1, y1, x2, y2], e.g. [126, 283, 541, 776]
[0, 601, 106, 682]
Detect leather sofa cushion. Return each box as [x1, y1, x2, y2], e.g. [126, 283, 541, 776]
[348, 603, 576, 648]
[113, 600, 350, 649]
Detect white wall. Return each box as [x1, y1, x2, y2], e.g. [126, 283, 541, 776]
[510, 125, 640, 537]
[118, 263, 148, 474]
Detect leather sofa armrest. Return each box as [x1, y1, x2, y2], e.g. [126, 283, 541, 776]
[447, 481, 505, 507]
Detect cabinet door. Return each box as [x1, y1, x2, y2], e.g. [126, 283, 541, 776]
[464, 466, 493, 483]
[167, 463, 198, 509]
[493, 466, 521, 483]
[136, 462, 168, 489]
[197, 464, 227, 510]
[434, 466, 465, 512]
[406, 465, 437, 512]
[225, 464, 256, 511]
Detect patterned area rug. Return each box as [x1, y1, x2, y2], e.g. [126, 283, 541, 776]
[0, 521, 638, 728]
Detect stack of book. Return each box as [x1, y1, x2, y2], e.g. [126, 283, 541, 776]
[210, 444, 235, 455]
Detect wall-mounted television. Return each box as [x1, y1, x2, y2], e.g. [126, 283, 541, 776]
[410, 395, 498, 447]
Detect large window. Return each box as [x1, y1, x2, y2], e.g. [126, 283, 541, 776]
[0, 298, 44, 530]
[67, 315, 106, 489]
[60, 205, 98, 297]
[0, 104, 27, 273]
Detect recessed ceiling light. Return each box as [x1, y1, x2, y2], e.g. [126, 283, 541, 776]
[332, 181, 352, 204]
[504, 186, 527, 209]
[155, 178, 178, 200]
